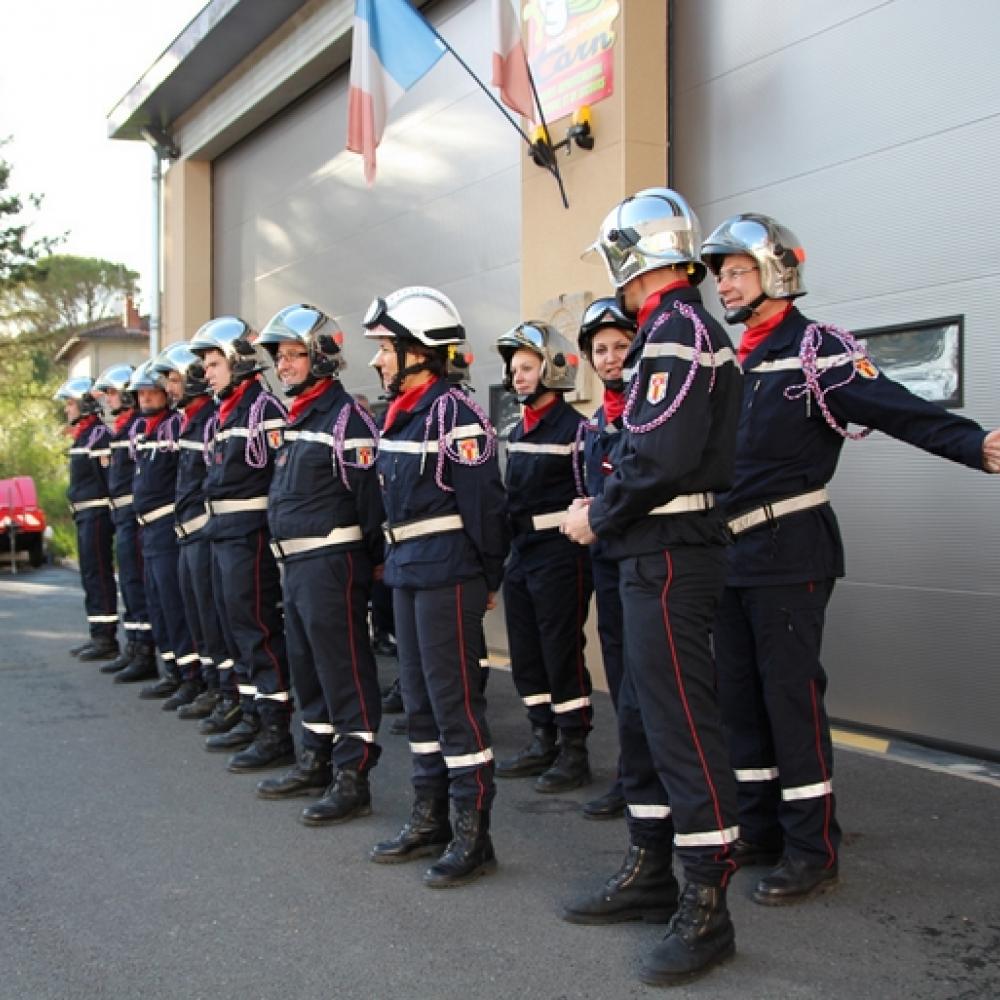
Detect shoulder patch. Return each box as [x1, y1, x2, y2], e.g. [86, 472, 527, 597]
[647, 371, 669, 405]
[854, 357, 879, 380]
[267, 428, 283, 449]
[356, 445, 374, 468]
[459, 438, 480, 462]
[100, 455, 110, 467]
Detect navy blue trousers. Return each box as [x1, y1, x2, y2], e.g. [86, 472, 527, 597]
[283, 548, 382, 771]
[112, 513, 150, 645]
[178, 537, 229, 690]
[394, 578, 495, 810]
[502, 539, 594, 732]
[142, 519, 197, 680]
[618, 546, 738, 887]
[76, 513, 117, 640]
[714, 580, 840, 868]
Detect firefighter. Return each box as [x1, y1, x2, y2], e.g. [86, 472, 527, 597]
[255, 304, 385, 825]
[561, 188, 743, 984]
[150, 342, 235, 721]
[54, 376, 119, 661]
[91, 364, 156, 681]
[363, 286, 509, 888]
[493, 321, 595, 793]
[575, 298, 637, 819]
[699, 213, 1000, 904]
[126, 362, 201, 708]
[190, 317, 294, 772]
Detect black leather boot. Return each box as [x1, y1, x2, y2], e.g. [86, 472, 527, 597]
[752, 856, 838, 905]
[70, 639, 94, 657]
[113, 644, 159, 684]
[99, 641, 135, 674]
[226, 722, 295, 772]
[381, 677, 404, 714]
[639, 883, 735, 985]
[370, 797, 452, 864]
[162, 679, 204, 712]
[423, 805, 497, 888]
[257, 749, 333, 800]
[495, 725, 558, 778]
[300, 768, 372, 825]
[177, 687, 222, 720]
[77, 636, 120, 662]
[204, 712, 260, 751]
[561, 844, 678, 924]
[535, 730, 591, 793]
[198, 696, 242, 733]
[138, 664, 181, 700]
[731, 838, 783, 869]
[582, 781, 627, 820]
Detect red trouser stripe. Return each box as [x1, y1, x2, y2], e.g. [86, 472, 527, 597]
[809, 678, 836, 868]
[455, 583, 487, 810]
[344, 552, 370, 772]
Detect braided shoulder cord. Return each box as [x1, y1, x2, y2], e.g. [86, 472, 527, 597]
[783, 322, 872, 441]
[422, 388, 498, 493]
[622, 300, 719, 434]
[85, 423, 109, 451]
[571, 418, 593, 498]
[245, 392, 289, 470]
[331, 401, 381, 491]
[202, 413, 219, 466]
[127, 420, 142, 461]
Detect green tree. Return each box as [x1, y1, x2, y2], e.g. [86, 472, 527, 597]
[0, 138, 62, 291]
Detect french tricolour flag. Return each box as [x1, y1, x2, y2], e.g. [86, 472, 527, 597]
[491, 0, 533, 120]
[346, 0, 446, 185]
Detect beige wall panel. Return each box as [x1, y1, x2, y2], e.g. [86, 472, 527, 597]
[163, 160, 212, 345]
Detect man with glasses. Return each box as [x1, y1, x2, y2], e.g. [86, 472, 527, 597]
[254, 305, 385, 826]
[700, 213, 1000, 906]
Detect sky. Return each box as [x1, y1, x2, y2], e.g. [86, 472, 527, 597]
[0, 0, 209, 313]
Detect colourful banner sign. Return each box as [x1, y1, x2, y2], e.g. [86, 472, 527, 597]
[523, 0, 619, 123]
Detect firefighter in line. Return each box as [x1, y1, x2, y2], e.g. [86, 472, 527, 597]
[255, 304, 385, 825]
[126, 362, 201, 709]
[363, 286, 509, 888]
[561, 188, 743, 985]
[151, 342, 235, 722]
[54, 376, 120, 661]
[699, 213, 1000, 905]
[91, 365, 157, 682]
[574, 298, 637, 820]
[190, 318, 294, 772]
[494, 321, 595, 793]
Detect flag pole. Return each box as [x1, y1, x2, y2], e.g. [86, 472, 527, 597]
[524, 62, 569, 210]
[421, 16, 570, 209]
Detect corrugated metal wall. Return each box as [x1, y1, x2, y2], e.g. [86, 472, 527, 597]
[672, 0, 1000, 755]
[211, 0, 518, 405]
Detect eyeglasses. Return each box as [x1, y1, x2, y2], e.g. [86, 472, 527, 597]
[716, 266, 758, 283]
[274, 351, 309, 363]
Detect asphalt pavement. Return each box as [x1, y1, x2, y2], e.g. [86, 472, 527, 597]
[1, 564, 998, 1000]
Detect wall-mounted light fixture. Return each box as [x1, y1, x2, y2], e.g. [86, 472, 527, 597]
[530, 106, 594, 170]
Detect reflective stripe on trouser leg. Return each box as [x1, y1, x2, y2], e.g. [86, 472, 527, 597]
[725, 581, 840, 867]
[283, 549, 382, 771]
[399, 580, 495, 810]
[212, 529, 290, 722]
[617, 655, 675, 850]
[502, 558, 554, 729]
[178, 538, 227, 687]
[113, 514, 149, 642]
[619, 547, 738, 886]
[141, 520, 198, 679]
[210, 539, 254, 711]
[78, 513, 117, 639]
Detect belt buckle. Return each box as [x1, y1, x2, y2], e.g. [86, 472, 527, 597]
[382, 522, 397, 545]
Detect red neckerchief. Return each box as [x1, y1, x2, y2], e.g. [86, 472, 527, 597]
[72, 414, 100, 441]
[288, 379, 333, 424]
[522, 394, 559, 433]
[603, 388, 626, 424]
[738, 303, 792, 363]
[180, 395, 210, 432]
[113, 408, 135, 435]
[218, 377, 254, 426]
[636, 278, 691, 330]
[142, 409, 169, 434]
[383, 377, 437, 433]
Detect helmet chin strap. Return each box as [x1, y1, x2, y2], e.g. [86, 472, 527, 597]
[614, 287, 636, 319]
[602, 376, 626, 392]
[723, 292, 768, 325]
[283, 372, 317, 398]
[386, 343, 434, 399]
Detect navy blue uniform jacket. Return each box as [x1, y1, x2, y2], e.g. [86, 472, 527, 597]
[724, 306, 987, 587]
[267, 379, 385, 567]
[203, 378, 285, 541]
[377, 377, 509, 591]
[174, 397, 216, 544]
[587, 285, 742, 559]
